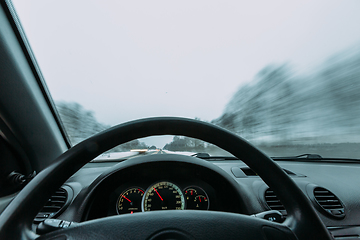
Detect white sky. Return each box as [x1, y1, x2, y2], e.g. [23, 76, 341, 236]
[12, 0, 360, 147]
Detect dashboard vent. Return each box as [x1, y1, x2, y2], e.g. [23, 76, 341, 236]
[241, 167, 296, 176]
[313, 187, 345, 218]
[34, 187, 68, 223]
[264, 188, 287, 216]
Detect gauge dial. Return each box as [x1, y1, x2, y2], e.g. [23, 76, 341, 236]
[117, 187, 145, 214]
[143, 181, 185, 211]
[184, 186, 209, 210]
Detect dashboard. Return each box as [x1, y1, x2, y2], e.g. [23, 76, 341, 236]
[39, 153, 360, 240]
[80, 155, 244, 221]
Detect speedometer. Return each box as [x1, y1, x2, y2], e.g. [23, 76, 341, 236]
[142, 181, 185, 211]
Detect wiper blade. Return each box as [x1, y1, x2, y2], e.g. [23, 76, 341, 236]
[191, 153, 239, 161]
[273, 154, 360, 163]
[193, 152, 324, 161]
[192, 152, 360, 163]
[193, 153, 324, 161]
[273, 154, 322, 160]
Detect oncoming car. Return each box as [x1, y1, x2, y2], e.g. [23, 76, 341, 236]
[1, 1, 360, 239]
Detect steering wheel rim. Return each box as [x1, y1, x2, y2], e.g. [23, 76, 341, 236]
[0, 117, 332, 240]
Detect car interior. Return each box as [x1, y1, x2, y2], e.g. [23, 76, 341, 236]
[1, 1, 360, 240]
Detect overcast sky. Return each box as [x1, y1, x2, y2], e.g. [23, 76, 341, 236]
[12, 0, 360, 147]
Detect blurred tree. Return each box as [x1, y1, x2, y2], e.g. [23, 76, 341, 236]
[163, 135, 206, 152]
[322, 50, 360, 128]
[214, 46, 360, 145]
[56, 102, 108, 145]
[214, 113, 236, 131]
[56, 101, 148, 151]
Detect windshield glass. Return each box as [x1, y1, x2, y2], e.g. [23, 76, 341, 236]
[12, 0, 360, 158]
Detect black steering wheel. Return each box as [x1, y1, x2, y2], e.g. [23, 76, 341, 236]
[0, 117, 332, 240]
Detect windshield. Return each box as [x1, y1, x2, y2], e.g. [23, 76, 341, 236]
[12, 0, 360, 158]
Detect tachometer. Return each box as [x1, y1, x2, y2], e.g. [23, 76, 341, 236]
[143, 181, 185, 211]
[117, 187, 145, 214]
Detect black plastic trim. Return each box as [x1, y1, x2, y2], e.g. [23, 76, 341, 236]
[1, 0, 71, 148]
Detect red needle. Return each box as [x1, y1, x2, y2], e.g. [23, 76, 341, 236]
[199, 196, 201, 202]
[154, 188, 163, 201]
[122, 195, 131, 203]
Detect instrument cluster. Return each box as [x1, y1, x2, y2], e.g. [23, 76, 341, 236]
[116, 181, 210, 215]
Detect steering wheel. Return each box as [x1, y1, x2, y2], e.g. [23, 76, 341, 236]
[0, 117, 332, 240]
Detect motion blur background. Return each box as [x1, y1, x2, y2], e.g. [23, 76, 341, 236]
[12, 0, 360, 158]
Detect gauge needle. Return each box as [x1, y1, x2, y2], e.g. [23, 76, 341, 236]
[199, 196, 201, 202]
[154, 188, 163, 201]
[122, 195, 131, 203]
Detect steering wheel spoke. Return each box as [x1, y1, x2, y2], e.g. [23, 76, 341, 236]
[38, 211, 296, 240]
